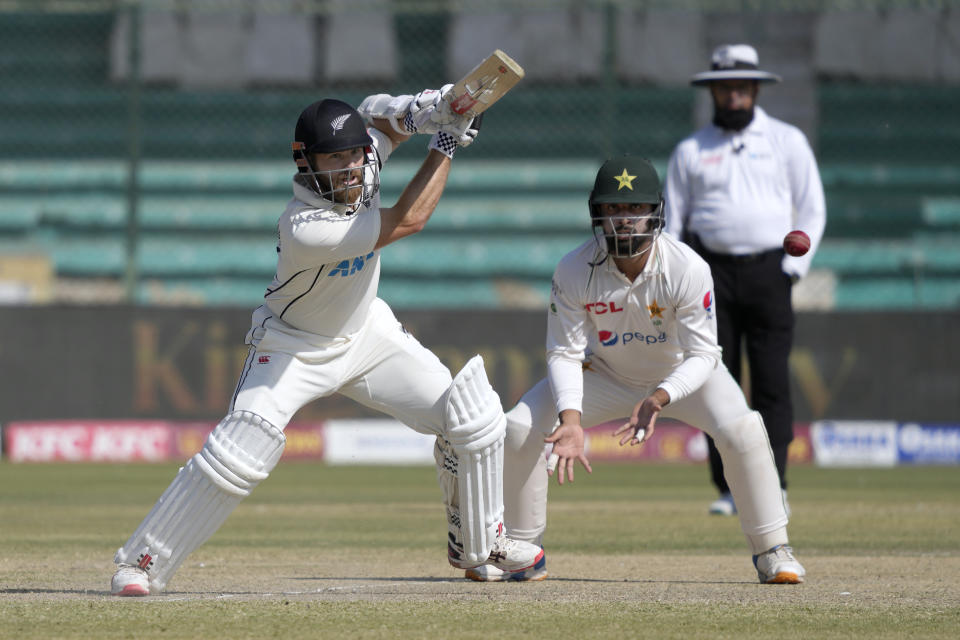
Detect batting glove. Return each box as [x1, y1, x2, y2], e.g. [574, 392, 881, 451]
[453, 117, 480, 148]
[407, 84, 474, 135]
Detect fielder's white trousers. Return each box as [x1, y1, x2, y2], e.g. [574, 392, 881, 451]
[233, 298, 452, 436]
[503, 363, 789, 550]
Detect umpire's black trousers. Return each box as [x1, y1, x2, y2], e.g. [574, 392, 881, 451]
[691, 237, 795, 492]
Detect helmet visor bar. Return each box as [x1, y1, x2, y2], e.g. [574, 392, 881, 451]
[292, 142, 380, 212]
[591, 201, 663, 258]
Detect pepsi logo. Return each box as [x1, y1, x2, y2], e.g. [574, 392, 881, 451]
[599, 330, 619, 346]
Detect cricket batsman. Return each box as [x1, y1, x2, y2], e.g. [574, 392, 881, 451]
[111, 86, 542, 596]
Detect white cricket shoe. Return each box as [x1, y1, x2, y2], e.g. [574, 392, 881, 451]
[448, 531, 544, 573]
[708, 492, 736, 516]
[465, 550, 547, 582]
[753, 545, 805, 584]
[111, 564, 150, 596]
[486, 534, 544, 573]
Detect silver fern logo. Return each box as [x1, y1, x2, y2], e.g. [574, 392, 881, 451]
[330, 114, 350, 135]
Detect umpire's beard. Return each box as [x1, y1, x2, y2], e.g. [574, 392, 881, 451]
[713, 106, 754, 131]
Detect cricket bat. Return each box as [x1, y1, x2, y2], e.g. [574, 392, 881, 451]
[445, 49, 525, 118]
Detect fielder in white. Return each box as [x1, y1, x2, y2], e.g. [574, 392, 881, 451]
[466, 156, 805, 584]
[111, 89, 542, 596]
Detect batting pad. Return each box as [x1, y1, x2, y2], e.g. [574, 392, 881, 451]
[712, 411, 789, 549]
[443, 355, 507, 564]
[114, 411, 285, 593]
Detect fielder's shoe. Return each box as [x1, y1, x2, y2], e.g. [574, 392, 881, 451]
[448, 532, 544, 573]
[753, 544, 805, 584]
[111, 563, 150, 596]
[708, 492, 737, 516]
[466, 550, 547, 582]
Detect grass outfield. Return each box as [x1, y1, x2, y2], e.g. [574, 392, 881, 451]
[0, 461, 958, 639]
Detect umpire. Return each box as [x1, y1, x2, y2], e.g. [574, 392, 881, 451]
[663, 44, 826, 516]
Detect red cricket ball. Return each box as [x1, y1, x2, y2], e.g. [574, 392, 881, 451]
[783, 230, 810, 257]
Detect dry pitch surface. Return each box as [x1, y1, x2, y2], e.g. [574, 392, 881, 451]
[3, 548, 958, 607]
[1, 462, 957, 638]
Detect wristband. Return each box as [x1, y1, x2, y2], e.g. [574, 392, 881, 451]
[402, 112, 417, 134]
[428, 131, 457, 159]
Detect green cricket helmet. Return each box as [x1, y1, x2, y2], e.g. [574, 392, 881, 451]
[588, 155, 664, 258]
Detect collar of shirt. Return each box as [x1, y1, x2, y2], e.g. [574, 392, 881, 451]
[601, 240, 664, 283]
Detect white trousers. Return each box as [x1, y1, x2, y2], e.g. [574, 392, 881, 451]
[233, 298, 452, 435]
[503, 363, 789, 552]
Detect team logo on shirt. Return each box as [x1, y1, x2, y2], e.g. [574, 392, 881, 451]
[647, 300, 665, 319]
[703, 291, 714, 319]
[328, 251, 375, 277]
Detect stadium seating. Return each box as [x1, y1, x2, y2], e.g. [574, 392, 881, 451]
[0, 5, 955, 311]
[2, 146, 958, 309]
[818, 84, 960, 165]
[923, 198, 960, 229]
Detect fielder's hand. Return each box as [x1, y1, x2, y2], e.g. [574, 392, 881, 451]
[614, 392, 666, 448]
[544, 421, 592, 486]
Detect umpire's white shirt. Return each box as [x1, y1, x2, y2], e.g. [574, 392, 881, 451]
[547, 233, 721, 415]
[663, 106, 826, 278]
[259, 129, 393, 339]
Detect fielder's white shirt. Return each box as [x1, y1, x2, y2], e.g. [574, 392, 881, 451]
[258, 128, 394, 339]
[547, 233, 721, 415]
[663, 106, 826, 278]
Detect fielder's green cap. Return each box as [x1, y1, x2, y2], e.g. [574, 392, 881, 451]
[590, 155, 661, 205]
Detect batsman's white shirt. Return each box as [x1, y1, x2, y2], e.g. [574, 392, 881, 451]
[262, 133, 389, 338]
[546, 232, 721, 415]
[663, 106, 826, 278]
[232, 128, 453, 434]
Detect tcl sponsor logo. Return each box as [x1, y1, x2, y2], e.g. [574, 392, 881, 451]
[585, 301, 624, 314]
[598, 330, 666, 347]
